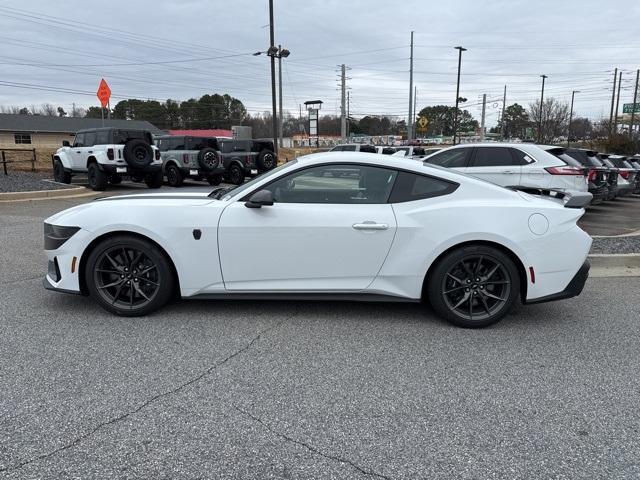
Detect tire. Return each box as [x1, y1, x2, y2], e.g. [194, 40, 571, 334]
[87, 163, 108, 191]
[85, 234, 175, 316]
[165, 164, 183, 187]
[123, 139, 153, 169]
[109, 174, 122, 185]
[144, 171, 163, 189]
[53, 159, 71, 184]
[228, 164, 245, 185]
[257, 149, 276, 171]
[207, 174, 223, 186]
[197, 148, 220, 172]
[426, 244, 520, 328]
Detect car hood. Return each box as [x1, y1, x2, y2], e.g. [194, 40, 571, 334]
[45, 192, 219, 227]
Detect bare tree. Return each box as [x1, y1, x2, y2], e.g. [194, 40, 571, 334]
[40, 103, 58, 116]
[528, 97, 569, 143]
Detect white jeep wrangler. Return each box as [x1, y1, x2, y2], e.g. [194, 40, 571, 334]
[53, 127, 163, 191]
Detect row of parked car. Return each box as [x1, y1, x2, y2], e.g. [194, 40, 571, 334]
[331, 142, 640, 205]
[52, 127, 278, 191]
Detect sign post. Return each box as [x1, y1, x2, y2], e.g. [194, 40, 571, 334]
[96, 79, 111, 126]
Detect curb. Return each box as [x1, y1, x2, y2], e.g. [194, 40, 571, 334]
[0, 186, 95, 202]
[588, 253, 640, 277]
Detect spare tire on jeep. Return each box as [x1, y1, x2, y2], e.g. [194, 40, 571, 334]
[198, 148, 220, 172]
[257, 149, 276, 171]
[123, 139, 153, 169]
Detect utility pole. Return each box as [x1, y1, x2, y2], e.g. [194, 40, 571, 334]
[413, 86, 417, 137]
[453, 46, 466, 145]
[340, 64, 346, 142]
[538, 75, 547, 143]
[501, 85, 507, 140]
[347, 91, 350, 138]
[480, 94, 486, 141]
[408, 31, 414, 141]
[268, 0, 278, 153]
[278, 45, 284, 148]
[609, 68, 618, 138]
[568, 90, 579, 147]
[630, 69, 639, 140]
[614, 70, 622, 135]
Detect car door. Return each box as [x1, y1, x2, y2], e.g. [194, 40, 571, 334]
[69, 133, 86, 170]
[218, 163, 398, 291]
[466, 146, 523, 186]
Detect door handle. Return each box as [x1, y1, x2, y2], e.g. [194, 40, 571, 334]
[352, 222, 389, 231]
[500, 170, 515, 174]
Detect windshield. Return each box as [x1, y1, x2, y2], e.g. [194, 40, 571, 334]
[212, 160, 298, 200]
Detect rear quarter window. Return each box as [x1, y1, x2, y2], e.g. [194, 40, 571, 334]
[388, 171, 458, 203]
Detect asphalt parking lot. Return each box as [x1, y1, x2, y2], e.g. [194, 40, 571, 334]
[1, 190, 640, 479]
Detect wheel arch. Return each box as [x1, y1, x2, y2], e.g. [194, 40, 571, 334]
[78, 230, 181, 297]
[86, 155, 98, 168]
[163, 159, 180, 173]
[421, 240, 528, 303]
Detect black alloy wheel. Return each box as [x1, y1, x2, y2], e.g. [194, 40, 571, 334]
[427, 245, 520, 328]
[86, 236, 174, 316]
[228, 164, 245, 185]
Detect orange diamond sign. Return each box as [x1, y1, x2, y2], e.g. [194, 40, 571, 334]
[97, 78, 111, 108]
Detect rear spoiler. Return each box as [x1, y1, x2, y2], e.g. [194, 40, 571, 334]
[507, 186, 593, 209]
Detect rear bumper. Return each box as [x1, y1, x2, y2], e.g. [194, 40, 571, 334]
[525, 260, 590, 305]
[179, 166, 225, 177]
[98, 163, 162, 174]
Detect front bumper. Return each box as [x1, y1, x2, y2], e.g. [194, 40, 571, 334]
[43, 275, 82, 295]
[525, 260, 590, 305]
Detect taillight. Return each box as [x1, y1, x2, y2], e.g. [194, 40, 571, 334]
[545, 166, 584, 176]
[107, 148, 114, 160]
[588, 169, 597, 182]
[182, 153, 189, 164]
[155, 149, 161, 160]
[620, 171, 630, 179]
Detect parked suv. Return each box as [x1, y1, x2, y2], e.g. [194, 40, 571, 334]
[155, 135, 225, 187]
[53, 127, 162, 191]
[424, 143, 589, 197]
[218, 139, 277, 185]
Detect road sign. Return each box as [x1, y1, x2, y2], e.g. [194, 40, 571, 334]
[623, 103, 640, 114]
[417, 116, 429, 129]
[97, 79, 111, 108]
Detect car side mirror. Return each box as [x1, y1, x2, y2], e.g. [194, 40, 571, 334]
[245, 190, 274, 208]
[62, 140, 71, 147]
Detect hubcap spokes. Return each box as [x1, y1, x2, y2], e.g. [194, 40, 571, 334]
[94, 246, 159, 309]
[442, 255, 511, 321]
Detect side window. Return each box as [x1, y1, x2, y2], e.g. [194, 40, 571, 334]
[259, 164, 397, 204]
[220, 141, 234, 154]
[342, 145, 356, 152]
[426, 149, 469, 168]
[83, 131, 97, 147]
[472, 147, 517, 167]
[510, 149, 534, 165]
[73, 133, 85, 147]
[233, 140, 250, 152]
[172, 138, 185, 150]
[95, 130, 110, 145]
[389, 172, 458, 203]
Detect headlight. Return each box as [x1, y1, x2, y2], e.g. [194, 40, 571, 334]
[44, 223, 80, 250]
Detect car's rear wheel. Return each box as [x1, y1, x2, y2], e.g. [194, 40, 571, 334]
[85, 235, 175, 316]
[228, 164, 245, 185]
[427, 245, 520, 328]
[87, 163, 107, 191]
[53, 159, 71, 184]
[166, 164, 183, 187]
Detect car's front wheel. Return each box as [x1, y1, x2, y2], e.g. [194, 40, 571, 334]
[207, 174, 223, 186]
[53, 159, 71, 184]
[166, 164, 183, 187]
[427, 245, 520, 328]
[85, 235, 175, 316]
[144, 171, 163, 189]
[228, 164, 245, 185]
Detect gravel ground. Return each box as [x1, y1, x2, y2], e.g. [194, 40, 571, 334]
[0, 171, 77, 193]
[1, 197, 640, 479]
[591, 236, 640, 254]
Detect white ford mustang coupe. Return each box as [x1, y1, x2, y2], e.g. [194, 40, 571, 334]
[44, 152, 592, 328]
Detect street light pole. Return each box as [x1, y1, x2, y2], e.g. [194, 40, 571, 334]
[453, 46, 466, 145]
[268, 0, 278, 153]
[568, 90, 579, 147]
[538, 74, 547, 143]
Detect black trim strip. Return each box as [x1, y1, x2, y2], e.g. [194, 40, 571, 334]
[96, 195, 211, 202]
[184, 292, 420, 303]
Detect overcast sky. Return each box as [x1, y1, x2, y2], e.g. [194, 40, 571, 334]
[0, 0, 638, 126]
